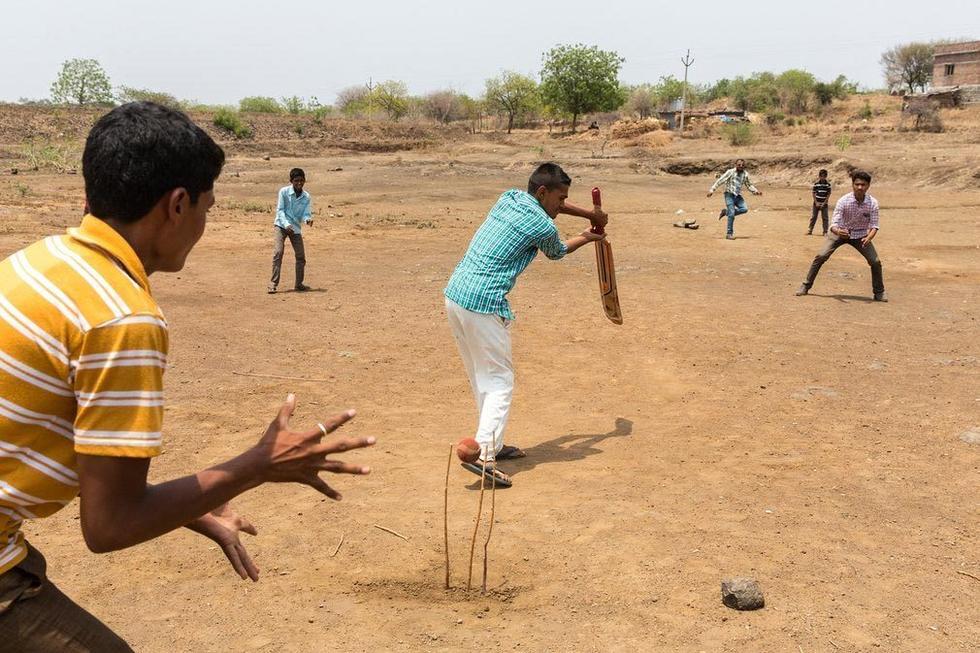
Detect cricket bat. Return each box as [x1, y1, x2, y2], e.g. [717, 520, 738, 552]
[591, 187, 623, 325]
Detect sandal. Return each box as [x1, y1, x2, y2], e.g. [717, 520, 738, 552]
[461, 462, 512, 488]
[496, 445, 526, 460]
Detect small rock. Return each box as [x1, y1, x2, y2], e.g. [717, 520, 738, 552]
[959, 427, 980, 445]
[675, 209, 685, 215]
[10, 168, 17, 175]
[721, 577, 765, 610]
[454, 618, 463, 625]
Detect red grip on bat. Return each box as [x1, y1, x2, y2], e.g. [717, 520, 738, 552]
[591, 187, 604, 235]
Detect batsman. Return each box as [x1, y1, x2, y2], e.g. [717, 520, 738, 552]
[444, 163, 608, 487]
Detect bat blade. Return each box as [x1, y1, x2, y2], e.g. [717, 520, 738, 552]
[595, 239, 623, 324]
[590, 186, 623, 325]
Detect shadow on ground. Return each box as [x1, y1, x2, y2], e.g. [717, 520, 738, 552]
[809, 293, 875, 303]
[506, 417, 633, 477]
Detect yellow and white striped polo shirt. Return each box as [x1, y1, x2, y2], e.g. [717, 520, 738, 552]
[0, 215, 168, 575]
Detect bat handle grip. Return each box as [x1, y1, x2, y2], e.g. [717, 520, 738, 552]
[590, 186, 604, 234]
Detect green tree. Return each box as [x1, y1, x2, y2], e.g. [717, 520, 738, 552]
[880, 42, 934, 93]
[370, 80, 409, 121]
[117, 86, 181, 108]
[539, 44, 625, 131]
[702, 78, 732, 103]
[775, 69, 816, 114]
[484, 72, 540, 133]
[730, 73, 779, 112]
[50, 59, 113, 105]
[653, 75, 686, 108]
[813, 74, 854, 106]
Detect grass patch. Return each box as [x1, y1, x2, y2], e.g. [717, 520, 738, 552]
[213, 109, 252, 138]
[223, 200, 269, 213]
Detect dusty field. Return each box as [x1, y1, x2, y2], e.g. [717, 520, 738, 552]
[1, 104, 979, 652]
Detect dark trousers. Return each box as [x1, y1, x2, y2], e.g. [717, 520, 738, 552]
[802, 235, 884, 294]
[0, 544, 132, 652]
[808, 203, 829, 234]
[270, 226, 306, 288]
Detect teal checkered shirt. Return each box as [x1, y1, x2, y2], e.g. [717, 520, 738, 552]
[445, 189, 567, 319]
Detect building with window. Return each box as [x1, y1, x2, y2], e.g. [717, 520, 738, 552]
[931, 40, 980, 103]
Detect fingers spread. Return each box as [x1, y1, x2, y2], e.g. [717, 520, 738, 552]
[318, 460, 371, 475]
[317, 409, 357, 435]
[277, 393, 297, 429]
[313, 435, 376, 457]
[238, 517, 258, 537]
[307, 475, 341, 501]
[237, 543, 260, 582]
[222, 543, 248, 580]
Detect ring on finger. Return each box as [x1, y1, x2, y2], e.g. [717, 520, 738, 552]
[317, 422, 327, 437]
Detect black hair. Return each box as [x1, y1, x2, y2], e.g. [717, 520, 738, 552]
[735, 158, 746, 165]
[851, 170, 872, 183]
[83, 102, 225, 223]
[527, 162, 571, 194]
[818, 169, 828, 176]
[289, 168, 306, 181]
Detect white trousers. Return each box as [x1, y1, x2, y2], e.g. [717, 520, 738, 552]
[445, 298, 514, 461]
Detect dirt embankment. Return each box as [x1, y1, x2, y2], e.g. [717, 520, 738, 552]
[0, 104, 465, 157]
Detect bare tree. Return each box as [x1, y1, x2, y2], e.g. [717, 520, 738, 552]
[423, 90, 461, 123]
[880, 42, 934, 94]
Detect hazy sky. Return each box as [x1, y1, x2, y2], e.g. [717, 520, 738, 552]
[1, 0, 976, 105]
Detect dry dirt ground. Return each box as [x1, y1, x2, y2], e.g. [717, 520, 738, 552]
[1, 104, 979, 652]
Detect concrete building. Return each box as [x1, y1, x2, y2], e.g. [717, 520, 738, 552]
[931, 40, 980, 103]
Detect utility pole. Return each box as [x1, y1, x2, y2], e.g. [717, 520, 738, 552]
[679, 49, 694, 132]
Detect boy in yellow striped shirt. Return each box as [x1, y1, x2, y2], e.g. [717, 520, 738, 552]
[0, 102, 376, 651]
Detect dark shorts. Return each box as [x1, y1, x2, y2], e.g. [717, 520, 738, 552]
[0, 543, 132, 652]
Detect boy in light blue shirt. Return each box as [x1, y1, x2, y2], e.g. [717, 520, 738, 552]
[268, 167, 313, 293]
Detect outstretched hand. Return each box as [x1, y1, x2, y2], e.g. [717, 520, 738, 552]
[252, 394, 375, 500]
[189, 503, 259, 581]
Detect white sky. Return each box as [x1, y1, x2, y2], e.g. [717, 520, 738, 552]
[1, 0, 977, 105]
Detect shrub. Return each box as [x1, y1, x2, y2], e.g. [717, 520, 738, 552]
[239, 96, 281, 113]
[784, 116, 796, 126]
[858, 100, 873, 120]
[118, 87, 181, 108]
[336, 86, 372, 117]
[764, 110, 785, 126]
[281, 96, 304, 114]
[722, 123, 756, 146]
[213, 108, 252, 138]
[835, 133, 852, 151]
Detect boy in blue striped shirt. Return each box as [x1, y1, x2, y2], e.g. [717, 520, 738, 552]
[444, 163, 607, 486]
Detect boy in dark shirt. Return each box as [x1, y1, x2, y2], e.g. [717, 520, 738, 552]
[809, 169, 832, 235]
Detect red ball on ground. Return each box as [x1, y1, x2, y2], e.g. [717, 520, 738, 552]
[456, 437, 480, 463]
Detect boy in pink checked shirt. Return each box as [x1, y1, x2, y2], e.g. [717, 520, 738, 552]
[795, 170, 887, 302]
